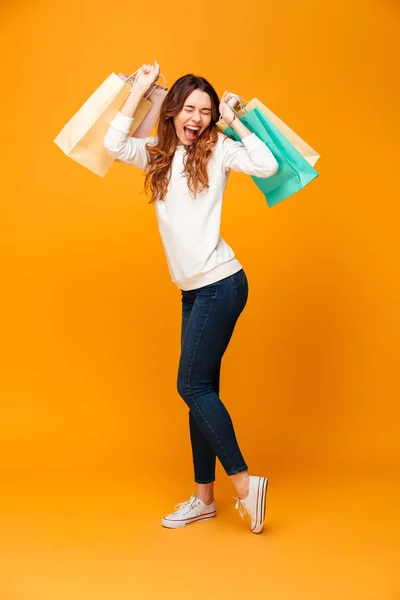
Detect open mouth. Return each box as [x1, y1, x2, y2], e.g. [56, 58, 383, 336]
[184, 126, 200, 140]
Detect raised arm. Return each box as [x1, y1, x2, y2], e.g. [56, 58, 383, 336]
[103, 61, 160, 169]
[219, 90, 279, 178]
[103, 111, 156, 170]
[221, 133, 279, 178]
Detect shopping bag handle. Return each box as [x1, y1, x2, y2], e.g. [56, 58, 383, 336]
[124, 68, 167, 99]
[219, 93, 250, 123]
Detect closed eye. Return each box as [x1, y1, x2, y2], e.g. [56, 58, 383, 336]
[184, 108, 211, 114]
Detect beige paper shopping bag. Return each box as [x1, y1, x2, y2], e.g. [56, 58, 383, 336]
[217, 96, 320, 167]
[53, 72, 152, 177]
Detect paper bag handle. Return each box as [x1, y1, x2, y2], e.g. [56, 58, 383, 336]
[219, 93, 250, 124]
[124, 68, 167, 99]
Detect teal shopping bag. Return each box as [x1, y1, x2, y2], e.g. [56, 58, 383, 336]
[224, 106, 319, 207]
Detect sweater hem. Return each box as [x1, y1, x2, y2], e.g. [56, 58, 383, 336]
[174, 259, 243, 291]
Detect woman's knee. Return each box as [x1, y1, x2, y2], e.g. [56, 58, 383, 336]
[177, 372, 191, 403]
[177, 374, 217, 405]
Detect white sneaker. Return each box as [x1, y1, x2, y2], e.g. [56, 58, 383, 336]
[161, 495, 217, 529]
[233, 475, 268, 533]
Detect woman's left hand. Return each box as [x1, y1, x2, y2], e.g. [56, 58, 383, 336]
[219, 90, 237, 123]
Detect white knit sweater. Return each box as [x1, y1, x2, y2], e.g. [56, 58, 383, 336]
[103, 111, 279, 291]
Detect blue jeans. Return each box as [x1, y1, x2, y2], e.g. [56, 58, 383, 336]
[177, 268, 249, 484]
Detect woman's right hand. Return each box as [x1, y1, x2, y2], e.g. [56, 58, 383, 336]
[134, 60, 160, 92]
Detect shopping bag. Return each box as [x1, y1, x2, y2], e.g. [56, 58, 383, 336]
[223, 105, 319, 207]
[53, 72, 152, 177]
[217, 96, 320, 167]
[118, 72, 168, 137]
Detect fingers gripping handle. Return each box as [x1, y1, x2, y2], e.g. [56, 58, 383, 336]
[124, 67, 167, 99]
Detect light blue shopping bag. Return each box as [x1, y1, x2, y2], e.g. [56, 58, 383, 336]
[223, 105, 319, 207]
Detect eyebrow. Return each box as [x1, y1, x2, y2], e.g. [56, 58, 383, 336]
[184, 104, 211, 110]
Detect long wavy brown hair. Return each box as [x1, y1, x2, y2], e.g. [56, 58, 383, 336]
[142, 74, 221, 204]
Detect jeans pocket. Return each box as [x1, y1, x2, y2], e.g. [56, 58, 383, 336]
[229, 269, 248, 300]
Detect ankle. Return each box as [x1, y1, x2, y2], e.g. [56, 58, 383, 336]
[196, 494, 215, 505]
[238, 484, 249, 499]
[195, 482, 215, 505]
[233, 471, 250, 499]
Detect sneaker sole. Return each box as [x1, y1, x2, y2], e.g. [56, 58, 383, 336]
[161, 511, 216, 529]
[251, 477, 268, 534]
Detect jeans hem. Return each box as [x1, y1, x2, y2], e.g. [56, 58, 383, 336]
[195, 479, 215, 484]
[226, 466, 248, 476]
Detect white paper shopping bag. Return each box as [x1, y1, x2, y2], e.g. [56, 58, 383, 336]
[53, 72, 152, 177]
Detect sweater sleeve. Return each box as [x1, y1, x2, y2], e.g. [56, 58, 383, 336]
[221, 132, 279, 178]
[103, 111, 156, 170]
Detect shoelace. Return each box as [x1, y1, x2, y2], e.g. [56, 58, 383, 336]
[233, 496, 248, 520]
[174, 497, 198, 514]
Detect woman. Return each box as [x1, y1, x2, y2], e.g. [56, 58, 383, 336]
[103, 60, 279, 533]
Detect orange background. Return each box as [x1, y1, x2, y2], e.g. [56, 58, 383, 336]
[0, 0, 399, 598]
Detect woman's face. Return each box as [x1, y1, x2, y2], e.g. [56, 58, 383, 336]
[173, 89, 213, 146]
